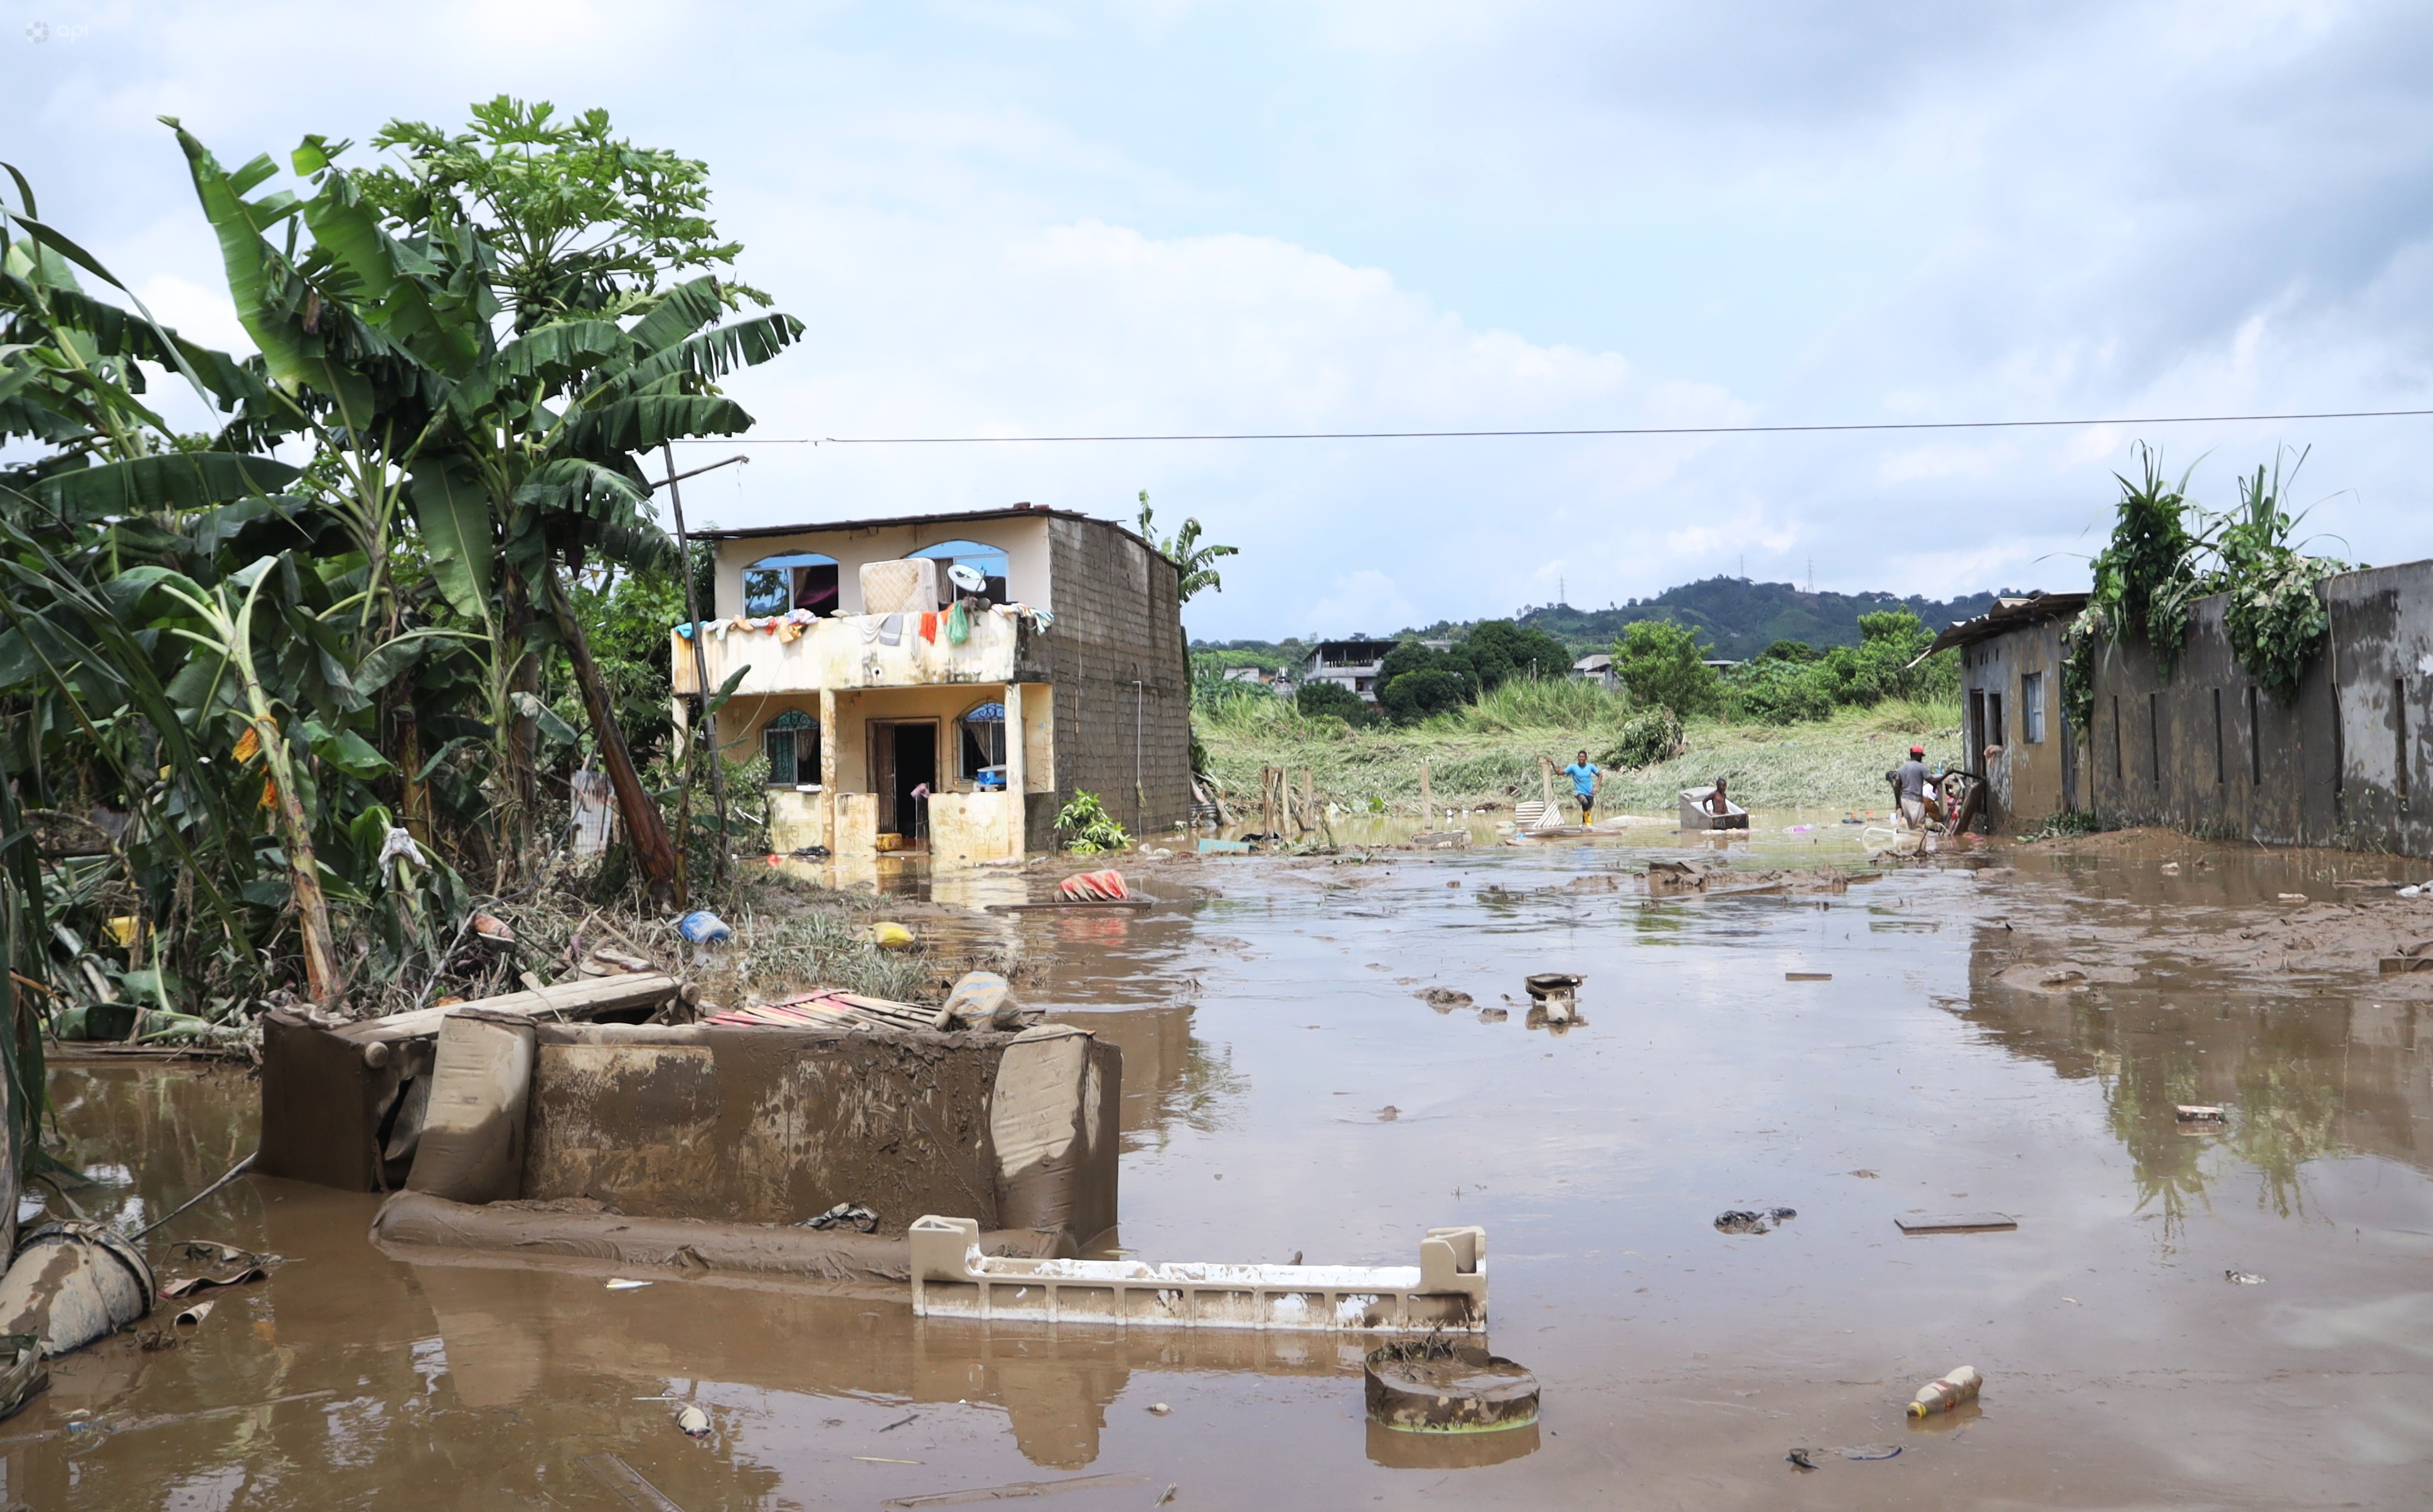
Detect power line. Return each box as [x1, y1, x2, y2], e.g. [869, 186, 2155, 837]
[671, 405, 2433, 446]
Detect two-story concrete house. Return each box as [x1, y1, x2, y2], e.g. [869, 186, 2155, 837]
[670, 504, 1190, 864]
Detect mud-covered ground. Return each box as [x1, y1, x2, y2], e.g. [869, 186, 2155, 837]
[20, 819, 2433, 1509]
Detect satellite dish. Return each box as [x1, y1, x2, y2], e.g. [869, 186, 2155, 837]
[948, 563, 988, 594]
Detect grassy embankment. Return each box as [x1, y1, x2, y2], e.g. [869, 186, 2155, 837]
[1197, 678, 1963, 817]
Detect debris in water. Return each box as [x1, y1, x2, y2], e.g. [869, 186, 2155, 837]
[1478, 1006, 1507, 1023]
[159, 1266, 266, 1299]
[868, 920, 916, 950]
[1057, 869, 1130, 902]
[1148, 1402, 1171, 1416]
[1906, 1365, 1982, 1419]
[879, 1412, 920, 1432]
[1714, 1207, 1797, 1234]
[678, 1404, 712, 1439]
[0, 1222, 156, 1357]
[2225, 1270, 2267, 1285]
[1377, 1106, 1399, 1122]
[1364, 1336, 1541, 1432]
[676, 910, 734, 944]
[936, 971, 1020, 1030]
[606, 1279, 653, 1291]
[803, 1202, 880, 1233]
[172, 1299, 215, 1329]
[2277, 893, 2307, 903]
[1417, 987, 1473, 1011]
[2176, 1105, 2227, 1122]
[579, 1453, 685, 1512]
[1791, 1443, 1902, 1466]
[1896, 1213, 2018, 1234]
[1153, 1484, 1178, 1504]
[1785, 972, 1832, 981]
[883, 1472, 1153, 1508]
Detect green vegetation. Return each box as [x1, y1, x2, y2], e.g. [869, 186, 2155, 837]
[1294, 680, 1372, 727]
[1054, 790, 1131, 852]
[1136, 491, 1238, 604]
[1511, 577, 2003, 659]
[1612, 620, 1721, 716]
[2066, 444, 2349, 728]
[1197, 679, 1960, 816]
[0, 90, 799, 1107]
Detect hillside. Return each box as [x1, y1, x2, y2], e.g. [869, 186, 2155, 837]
[1192, 575, 2016, 666]
[1516, 577, 2009, 659]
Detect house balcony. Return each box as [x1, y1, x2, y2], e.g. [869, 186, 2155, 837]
[670, 609, 1044, 696]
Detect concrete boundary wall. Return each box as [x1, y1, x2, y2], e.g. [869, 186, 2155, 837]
[2087, 556, 2433, 854]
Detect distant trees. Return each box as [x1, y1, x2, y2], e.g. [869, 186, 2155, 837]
[1611, 620, 1722, 718]
[1719, 611, 1949, 725]
[1372, 619, 1573, 724]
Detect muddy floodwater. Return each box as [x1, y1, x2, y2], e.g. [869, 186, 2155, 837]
[22, 821, 2433, 1508]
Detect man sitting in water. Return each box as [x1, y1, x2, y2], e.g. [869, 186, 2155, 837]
[1893, 745, 1940, 830]
[1704, 775, 1735, 816]
[1561, 749, 1603, 822]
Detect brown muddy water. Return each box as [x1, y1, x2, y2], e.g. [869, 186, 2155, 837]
[21, 820, 2433, 1509]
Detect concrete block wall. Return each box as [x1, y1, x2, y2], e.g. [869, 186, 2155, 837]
[2083, 558, 2433, 853]
[1039, 516, 1192, 843]
[1962, 619, 2076, 829]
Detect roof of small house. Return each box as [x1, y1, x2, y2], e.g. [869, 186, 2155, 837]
[1922, 592, 2092, 657]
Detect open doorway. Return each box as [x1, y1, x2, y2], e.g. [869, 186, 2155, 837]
[869, 720, 938, 844]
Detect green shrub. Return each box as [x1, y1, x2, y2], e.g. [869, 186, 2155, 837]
[1607, 707, 1684, 769]
[1296, 680, 1372, 726]
[1381, 668, 1472, 723]
[1054, 790, 1131, 852]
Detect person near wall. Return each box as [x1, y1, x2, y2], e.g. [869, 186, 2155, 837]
[1561, 749, 1603, 822]
[1704, 775, 1735, 816]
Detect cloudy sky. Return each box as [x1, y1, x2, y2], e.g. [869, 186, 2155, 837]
[13, 1, 2433, 638]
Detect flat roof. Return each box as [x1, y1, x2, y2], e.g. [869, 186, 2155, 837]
[689, 503, 1152, 553]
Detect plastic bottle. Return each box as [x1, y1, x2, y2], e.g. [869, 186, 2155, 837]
[1906, 1365, 1982, 1419]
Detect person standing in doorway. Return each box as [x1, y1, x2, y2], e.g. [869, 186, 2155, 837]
[1561, 749, 1603, 823]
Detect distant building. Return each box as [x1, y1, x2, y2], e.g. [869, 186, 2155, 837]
[1571, 653, 1616, 689]
[671, 505, 1189, 863]
[1303, 639, 1399, 703]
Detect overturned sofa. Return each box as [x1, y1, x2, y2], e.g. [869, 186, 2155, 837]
[366, 1007, 1121, 1280]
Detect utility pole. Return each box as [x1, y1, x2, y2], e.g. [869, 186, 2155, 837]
[659, 444, 742, 887]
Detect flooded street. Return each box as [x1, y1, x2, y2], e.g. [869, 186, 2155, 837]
[23, 823, 2433, 1509]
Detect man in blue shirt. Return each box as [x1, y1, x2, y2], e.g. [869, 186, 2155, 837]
[1561, 749, 1603, 822]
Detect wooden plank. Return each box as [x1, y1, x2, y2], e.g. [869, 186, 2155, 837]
[984, 900, 1153, 913]
[1895, 1213, 2018, 1234]
[348, 973, 682, 1044]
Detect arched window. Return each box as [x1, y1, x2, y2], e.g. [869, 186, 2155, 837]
[742, 551, 840, 617]
[959, 700, 1007, 786]
[909, 540, 1010, 604]
[764, 709, 820, 786]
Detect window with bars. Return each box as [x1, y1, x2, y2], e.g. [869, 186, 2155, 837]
[764, 710, 819, 786]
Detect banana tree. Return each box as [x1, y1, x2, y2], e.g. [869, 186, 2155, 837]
[168, 122, 800, 907]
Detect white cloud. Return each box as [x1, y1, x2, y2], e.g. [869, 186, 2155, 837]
[13, 0, 2433, 634]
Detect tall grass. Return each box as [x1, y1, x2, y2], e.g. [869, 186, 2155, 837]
[1196, 686, 1966, 817]
[1425, 676, 1635, 735]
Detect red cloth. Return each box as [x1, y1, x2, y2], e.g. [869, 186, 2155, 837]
[918, 612, 939, 642]
[1057, 869, 1129, 901]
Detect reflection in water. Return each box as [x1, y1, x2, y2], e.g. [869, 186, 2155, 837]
[1963, 881, 2429, 1237]
[1054, 1004, 1249, 1151]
